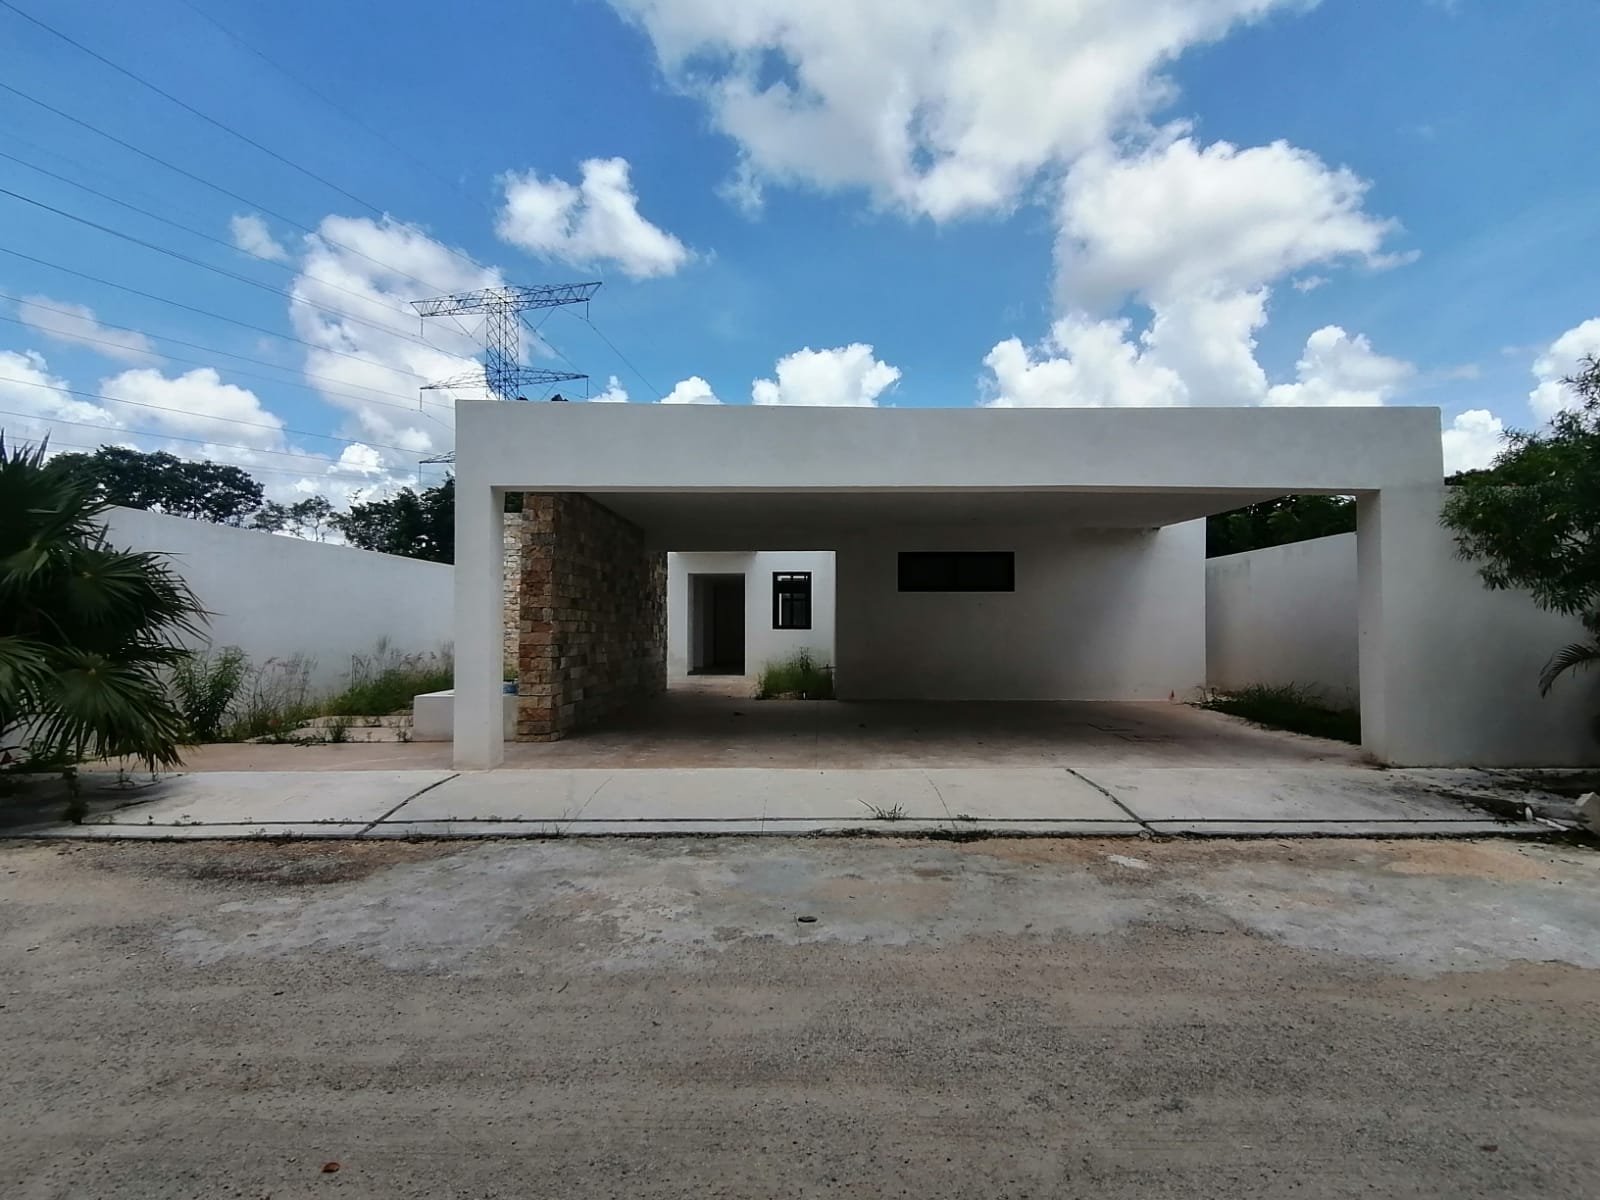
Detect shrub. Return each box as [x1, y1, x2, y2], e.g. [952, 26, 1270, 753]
[224, 655, 316, 742]
[319, 638, 452, 717]
[162, 639, 453, 743]
[756, 649, 834, 700]
[1198, 684, 1360, 744]
[169, 647, 249, 741]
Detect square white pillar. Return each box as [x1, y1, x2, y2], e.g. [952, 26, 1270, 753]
[1357, 484, 1449, 765]
[453, 482, 505, 769]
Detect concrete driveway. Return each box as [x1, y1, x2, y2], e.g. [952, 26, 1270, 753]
[2, 835, 1596, 1198]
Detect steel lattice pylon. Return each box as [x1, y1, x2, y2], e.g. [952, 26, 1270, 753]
[412, 282, 601, 401]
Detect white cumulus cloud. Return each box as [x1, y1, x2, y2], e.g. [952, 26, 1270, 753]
[229, 213, 290, 262]
[608, 0, 1300, 220]
[497, 157, 691, 279]
[1529, 317, 1600, 422]
[752, 344, 901, 407]
[983, 320, 1413, 410]
[984, 318, 1185, 408]
[985, 131, 1413, 410]
[1263, 327, 1414, 407]
[289, 214, 492, 470]
[1055, 135, 1401, 312]
[591, 375, 630, 403]
[98, 367, 287, 449]
[15, 296, 160, 365]
[0, 348, 117, 444]
[1441, 409, 1505, 475]
[661, 376, 720, 404]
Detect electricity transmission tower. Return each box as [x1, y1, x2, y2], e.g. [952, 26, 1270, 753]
[411, 281, 603, 466]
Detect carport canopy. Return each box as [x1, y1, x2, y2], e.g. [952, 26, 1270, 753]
[453, 402, 1448, 768]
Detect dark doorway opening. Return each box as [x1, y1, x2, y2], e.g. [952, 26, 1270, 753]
[689, 573, 745, 675]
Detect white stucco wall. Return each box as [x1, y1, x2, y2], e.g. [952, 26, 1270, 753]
[1207, 534, 1360, 702]
[834, 521, 1205, 701]
[667, 551, 836, 678]
[1208, 516, 1598, 765]
[102, 506, 454, 689]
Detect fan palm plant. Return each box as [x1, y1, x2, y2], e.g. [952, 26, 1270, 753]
[1538, 611, 1600, 698]
[1, 436, 203, 772]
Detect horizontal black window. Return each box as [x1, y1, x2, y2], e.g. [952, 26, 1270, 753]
[773, 571, 812, 629]
[897, 551, 1014, 592]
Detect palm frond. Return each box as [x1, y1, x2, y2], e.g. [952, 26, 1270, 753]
[0, 634, 52, 734]
[28, 650, 192, 769]
[1538, 639, 1600, 696]
[1, 435, 206, 769]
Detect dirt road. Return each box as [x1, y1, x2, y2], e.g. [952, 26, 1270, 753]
[3, 836, 1596, 1198]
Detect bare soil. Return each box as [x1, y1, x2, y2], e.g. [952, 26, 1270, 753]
[2, 835, 1596, 1198]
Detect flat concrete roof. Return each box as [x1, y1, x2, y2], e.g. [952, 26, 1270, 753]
[455, 402, 1446, 497]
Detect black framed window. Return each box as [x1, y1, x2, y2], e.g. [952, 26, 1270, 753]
[773, 571, 812, 629]
[898, 551, 1014, 592]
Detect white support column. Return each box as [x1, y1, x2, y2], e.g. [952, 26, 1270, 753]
[453, 481, 505, 769]
[1357, 483, 1449, 765]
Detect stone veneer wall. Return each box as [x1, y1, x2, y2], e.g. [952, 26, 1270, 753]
[513, 493, 667, 741]
[502, 506, 526, 677]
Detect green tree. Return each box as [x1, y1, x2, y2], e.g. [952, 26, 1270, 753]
[52, 446, 265, 525]
[1206, 495, 1357, 557]
[0, 437, 204, 779]
[1442, 357, 1600, 700]
[332, 476, 455, 562]
[251, 495, 335, 540]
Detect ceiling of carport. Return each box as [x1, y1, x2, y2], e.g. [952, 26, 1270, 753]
[586, 488, 1293, 548]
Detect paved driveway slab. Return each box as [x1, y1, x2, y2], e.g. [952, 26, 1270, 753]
[1081, 767, 1505, 825]
[83, 771, 455, 828]
[12, 764, 1548, 840]
[916, 768, 1132, 821]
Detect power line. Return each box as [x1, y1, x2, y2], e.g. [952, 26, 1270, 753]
[566, 309, 667, 400]
[0, 0, 495, 287]
[2, 0, 381, 219]
[0, 146, 418, 319]
[0, 182, 456, 350]
[0, 244, 424, 381]
[0, 312, 454, 430]
[0, 297, 452, 412]
[520, 311, 584, 375]
[0, 125, 227, 233]
[0, 79, 473, 298]
[0, 403, 416, 469]
[34, 434, 410, 483]
[172, 0, 474, 207]
[0, 371, 436, 456]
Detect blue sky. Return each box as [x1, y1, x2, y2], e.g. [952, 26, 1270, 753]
[1, 0, 1597, 498]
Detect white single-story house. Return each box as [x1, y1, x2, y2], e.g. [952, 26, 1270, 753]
[455, 401, 1595, 770]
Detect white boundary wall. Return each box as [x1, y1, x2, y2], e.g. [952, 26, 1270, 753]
[1207, 534, 1360, 702]
[102, 507, 453, 689]
[1208, 526, 1598, 765]
[836, 522, 1205, 701]
[667, 551, 836, 678]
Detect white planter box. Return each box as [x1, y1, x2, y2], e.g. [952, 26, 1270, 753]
[412, 689, 518, 742]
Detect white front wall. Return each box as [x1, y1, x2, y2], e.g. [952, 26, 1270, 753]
[667, 551, 837, 678]
[1209, 521, 1598, 765]
[836, 522, 1205, 701]
[102, 506, 454, 689]
[1207, 534, 1360, 702]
